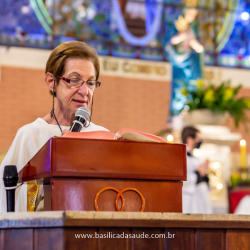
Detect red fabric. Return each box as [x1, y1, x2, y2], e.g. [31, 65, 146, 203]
[230, 189, 250, 213]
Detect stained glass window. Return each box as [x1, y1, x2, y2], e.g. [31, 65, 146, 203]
[0, 0, 249, 68]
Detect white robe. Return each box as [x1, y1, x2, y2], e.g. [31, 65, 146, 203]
[182, 154, 212, 214]
[234, 195, 250, 214]
[0, 118, 109, 213]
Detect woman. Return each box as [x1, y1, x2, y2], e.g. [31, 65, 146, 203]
[0, 41, 109, 212]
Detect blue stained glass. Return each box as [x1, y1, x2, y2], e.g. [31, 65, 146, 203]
[0, 0, 48, 34]
[0, 0, 250, 69]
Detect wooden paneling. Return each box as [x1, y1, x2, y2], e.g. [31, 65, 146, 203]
[34, 228, 63, 250]
[64, 228, 98, 250]
[131, 228, 164, 250]
[226, 230, 250, 250]
[98, 228, 131, 250]
[165, 229, 195, 250]
[196, 229, 226, 250]
[0, 229, 33, 250]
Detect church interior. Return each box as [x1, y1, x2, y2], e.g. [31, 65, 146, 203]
[1, 0, 250, 249]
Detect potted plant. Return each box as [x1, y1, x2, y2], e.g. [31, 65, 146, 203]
[180, 79, 250, 128]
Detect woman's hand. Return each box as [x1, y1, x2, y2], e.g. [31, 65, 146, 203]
[61, 129, 70, 136]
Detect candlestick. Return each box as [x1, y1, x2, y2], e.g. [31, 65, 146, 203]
[240, 139, 247, 168]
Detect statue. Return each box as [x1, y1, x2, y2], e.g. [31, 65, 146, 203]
[165, 6, 204, 117]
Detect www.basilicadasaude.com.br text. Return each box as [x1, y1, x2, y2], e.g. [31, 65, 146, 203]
[75, 232, 175, 239]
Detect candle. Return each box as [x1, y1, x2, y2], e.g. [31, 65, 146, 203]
[167, 134, 174, 143]
[240, 139, 247, 168]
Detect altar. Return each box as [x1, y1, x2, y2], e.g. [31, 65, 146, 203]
[1, 211, 250, 250]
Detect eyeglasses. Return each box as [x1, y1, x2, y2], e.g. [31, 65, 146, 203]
[57, 75, 101, 89]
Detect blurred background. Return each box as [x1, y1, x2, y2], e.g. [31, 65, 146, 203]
[1, 0, 250, 213]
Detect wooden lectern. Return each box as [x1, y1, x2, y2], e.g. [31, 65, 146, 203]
[19, 138, 186, 212]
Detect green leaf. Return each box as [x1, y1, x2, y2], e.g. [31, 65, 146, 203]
[179, 79, 250, 132]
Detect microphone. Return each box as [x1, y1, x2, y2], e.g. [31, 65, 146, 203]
[70, 107, 91, 132]
[3, 165, 18, 212]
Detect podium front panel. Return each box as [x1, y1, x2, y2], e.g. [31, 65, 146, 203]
[45, 178, 182, 212]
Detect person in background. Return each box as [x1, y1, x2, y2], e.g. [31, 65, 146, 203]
[0, 41, 109, 212]
[181, 126, 212, 213]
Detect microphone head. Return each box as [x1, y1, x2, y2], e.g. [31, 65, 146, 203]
[75, 107, 91, 120]
[3, 165, 18, 179]
[70, 107, 91, 132]
[3, 165, 18, 187]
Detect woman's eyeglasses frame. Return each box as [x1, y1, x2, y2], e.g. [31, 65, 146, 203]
[57, 75, 101, 89]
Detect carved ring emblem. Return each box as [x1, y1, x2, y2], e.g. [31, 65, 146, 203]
[94, 187, 145, 212]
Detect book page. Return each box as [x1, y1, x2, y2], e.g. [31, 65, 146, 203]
[62, 131, 117, 140]
[116, 128, 166, 143]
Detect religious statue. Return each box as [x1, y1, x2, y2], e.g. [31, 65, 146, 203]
[165, 3, 204, 117]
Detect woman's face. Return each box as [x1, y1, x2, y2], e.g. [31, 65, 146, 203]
[55, 58, 95, 117]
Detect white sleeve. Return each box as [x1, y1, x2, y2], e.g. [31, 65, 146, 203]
[0, 123, 52, 212]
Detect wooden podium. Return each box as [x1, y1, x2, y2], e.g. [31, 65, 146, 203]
[18, 138, 186, 212]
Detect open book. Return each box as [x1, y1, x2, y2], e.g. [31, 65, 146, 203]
[62, 128, 166, 143]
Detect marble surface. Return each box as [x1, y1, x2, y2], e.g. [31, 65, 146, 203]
[0, 211, 250, 222]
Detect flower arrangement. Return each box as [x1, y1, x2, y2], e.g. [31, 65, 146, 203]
[180, 79, 250, 128]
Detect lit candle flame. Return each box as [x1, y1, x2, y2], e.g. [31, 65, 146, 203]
[167, 135, 174, 143]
